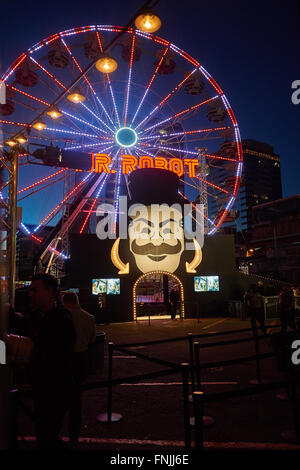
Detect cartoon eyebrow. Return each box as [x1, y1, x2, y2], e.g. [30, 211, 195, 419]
[159, 218, 182, 227]
[134, 218, 154, 227]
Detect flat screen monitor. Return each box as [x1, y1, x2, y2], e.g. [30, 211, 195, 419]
[92, 279, 120, 295]
[194, 276, 219, 292]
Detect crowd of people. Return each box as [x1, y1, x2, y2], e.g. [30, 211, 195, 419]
[243, 282, 298, 334]
[0, 274, 299, 449]
[0, 273, 96, 450]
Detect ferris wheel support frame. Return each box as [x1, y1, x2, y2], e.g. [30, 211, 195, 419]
[7, 150, 19, 309]
[38, 172, 107, 265]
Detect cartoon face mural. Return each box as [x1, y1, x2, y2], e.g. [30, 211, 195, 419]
[128, 204, 184, 274]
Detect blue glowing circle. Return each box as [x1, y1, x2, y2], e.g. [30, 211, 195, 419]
[115, 127, 137, 148]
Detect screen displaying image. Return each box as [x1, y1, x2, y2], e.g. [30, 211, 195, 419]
[92, 279, 120, 295]
[194, 276, 219, 292]
[92, 279, 107, 295]
[106, 278, 120, 295]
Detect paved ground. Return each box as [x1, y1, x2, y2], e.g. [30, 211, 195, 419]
[16, 316, 300, 451]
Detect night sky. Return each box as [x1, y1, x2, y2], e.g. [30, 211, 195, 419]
[1, 0, 300, 199]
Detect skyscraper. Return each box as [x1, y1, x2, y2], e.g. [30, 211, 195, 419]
[209, 140, 282, 233]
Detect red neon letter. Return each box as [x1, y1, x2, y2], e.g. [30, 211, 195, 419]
[122, 155, 138, 174]
[139, 155, 154, 169]
[155, 157, 168, 170]
[169, 158, 184, 177]
[184, 159, 198, 178]
[91, 153, 111, 173]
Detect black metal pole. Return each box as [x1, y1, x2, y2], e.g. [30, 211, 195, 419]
[194, 342, 201, 391]
[9, 389, 19, 450]
[188, 333, 195, 392]
[107, 341, 114, 422]
[281, 363, 300, 443]
[192, 391, 204, 449]
[290, 364, 300, 438]
[251, 325, 262, 384]
[181, 363, 191, 449]
[197, 302, 200, 323]
[96, 341, 122, 423]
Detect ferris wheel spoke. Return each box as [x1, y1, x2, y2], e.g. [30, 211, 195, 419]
[33, 172, 92, 233]
[22, 227, 69, 260]
[135, 146, 157, 159]
[135, 68, 197, 131]
[0, 119, 31, 129]
[18, 169, 66, 195]
[45, 127, 101, 139]
[131, 45, 169, 127]
[139, 126, 231, 141]
[141, 96, 219, 135]
[113, 151, 123, 227]
[5, 84, 108, 138]
[96, 29, 121, 128]
[140, 143, 195, 157]
[61, 109, 109, 135]
[80, 102, 115, 134]
[8, 85, 50, 107]
[141, 142, 238, 163]
[64, 142, 114, 151]
[123, 35, 136, 127]
[30, 57, 68, 91]
[18, 174, 68, 201]
[79, 173, 109, 234]
[79, 149, 120, 233]
[1, 52, 27, 82]
[179, 178, 220, 200]
[60, 36, 115, 129]
[193, 176, 229, 195]
[178, 191, 217, 229]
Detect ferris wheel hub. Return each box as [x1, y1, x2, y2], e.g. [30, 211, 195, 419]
[115, 127, 138, 148]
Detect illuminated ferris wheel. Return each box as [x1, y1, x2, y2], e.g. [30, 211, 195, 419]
[0, 23, 243, 281]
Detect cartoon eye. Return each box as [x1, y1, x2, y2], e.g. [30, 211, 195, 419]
[162, 227, 173, 235]
[140, 227, 151, 234]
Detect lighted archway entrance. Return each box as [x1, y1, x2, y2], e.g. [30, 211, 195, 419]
[133, 271, 185, 321]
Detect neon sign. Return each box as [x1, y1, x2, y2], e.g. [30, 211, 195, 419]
[91, 153, 199, 178]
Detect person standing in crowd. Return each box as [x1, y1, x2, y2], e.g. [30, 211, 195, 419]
[244, 284, 267, 335]
[28, 274, 76, 449]
[62, 292, 96, 444]
[170, 286, 180, 320]
[257, 281, 265, 296]
[277, 285, 296, 332]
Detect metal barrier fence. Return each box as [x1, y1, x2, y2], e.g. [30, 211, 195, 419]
[6, 322, 299, 450]
[192, 366, 300, 449]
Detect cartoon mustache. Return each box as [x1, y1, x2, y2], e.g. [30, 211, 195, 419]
[131, 239, 182, 256]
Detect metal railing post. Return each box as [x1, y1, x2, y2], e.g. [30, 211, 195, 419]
[9, 389, 19, 449]
[96, 341, 122, 423]
[250, 325, 262, 384]
[192, 391, 204, 449]
[181, 363, 191, 449]
[107, 341, 113, 421]
[188, 333, 195, 392]
[194, 342, 201, 391]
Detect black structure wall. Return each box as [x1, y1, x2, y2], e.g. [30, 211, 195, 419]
[66, 232, 256, 322]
